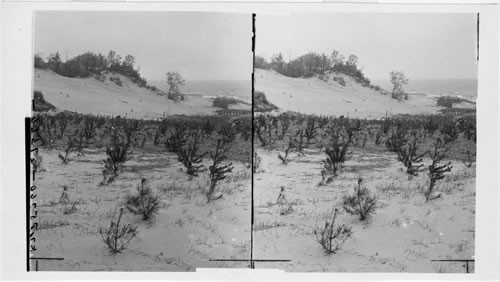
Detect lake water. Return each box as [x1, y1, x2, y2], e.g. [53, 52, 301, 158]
[150, 80, 251, 102]
[152, 78, 478, 102]
[373, 79, 478, 100]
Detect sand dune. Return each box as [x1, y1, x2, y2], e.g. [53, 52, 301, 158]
[34, 69, 221, 118]
[254, 69, 442, 118]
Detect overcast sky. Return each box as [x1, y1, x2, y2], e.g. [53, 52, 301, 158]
[257, 13, 478, 80]
[35, 12, 252, 81]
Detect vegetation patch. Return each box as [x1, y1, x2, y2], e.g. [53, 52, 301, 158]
[437, 96, 474, 109]
[33, 91, 56, 112]
[212, 96, 242, 109]
[254, 91, 279, 112]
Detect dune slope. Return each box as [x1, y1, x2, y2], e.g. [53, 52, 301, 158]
[34, 69, 217, 118]
[254, 69, 441, 118]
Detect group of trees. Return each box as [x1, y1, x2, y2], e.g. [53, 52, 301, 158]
[255, 51, 371, 86]
[256, 51, 411, 101]
[35, 50, 148, 87]
[35, 51, 190, 102]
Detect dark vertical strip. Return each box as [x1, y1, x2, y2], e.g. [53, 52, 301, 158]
[250, 13, 256, 270]
[25, 117, 31, 272]
[477, 13, 479, 62]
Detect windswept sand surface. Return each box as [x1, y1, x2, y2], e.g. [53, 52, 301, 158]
[33, 147, 251, 271]
[253, 147, 475, 272]
[254, 69, 441, 118]
[34, 69, 250, 118]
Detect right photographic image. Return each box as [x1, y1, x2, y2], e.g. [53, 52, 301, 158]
[252, 13, 477, 272]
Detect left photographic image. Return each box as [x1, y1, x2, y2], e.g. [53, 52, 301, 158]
[30, 11, 252, 271]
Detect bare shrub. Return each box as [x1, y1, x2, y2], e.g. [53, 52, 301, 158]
[56, 115, 69, 139]
[439, 122, 458, 144]
[83, 117, 97, 145]
[277, 114, 291, 140]
[165, 126, 187, 153]
[304, 117, 318, 145]
[102, 130, 130, 184]
[426, 138, 453, 202]
[294, 129, 306, 156]
[58, 138, 75, 164]
[125, 179, 161, 220]
[278, 139, 295, 165]
[279, 201, 295, 216]
[217, 123, 237, 144]
[343, 178, 377, 220]
[398, 131, 426, 176]
[99, 208, 138, 253]
[177, 131, 207, 176]
[264, 117, 279, 149]
[463, 146, 476, 168]
[253, 151, 262, 173]
[375, 130, 384, 145]
[31, 150, 45, 172]
[62, 201, 78, 215]
[385, 125, 408, 153]
[59, 186, 70, 204]
[321, 131, 351, 182]
[207, 139, 233, 202]
[313, 209, 353, 254]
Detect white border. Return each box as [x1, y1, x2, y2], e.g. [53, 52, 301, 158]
[1, 2, 499, 281]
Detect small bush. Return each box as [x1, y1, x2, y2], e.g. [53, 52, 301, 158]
[426, 138, 453, 202]
[125, 179, 161, 220]
[31, 150, 44, 172]
[313, 209, 353, 254]
[385, 126, 408, 153]
[463, 147, 476, 168]
[304, 118, 318, 145]
[291, 131, 304, 157]
[110, 76, 122, 86]
[254, 91, 278, 112]
[317, 74, 329, 82]
[253, 151, 262, 173]
[398, 132, 426, 176]
[392, 91, 408, 101]
[73, 129, 86, 156]
[278, 139, 295, 165]
[333, 76, 346, 86]
[217, 123, 237, 144]
[165, 126, 187, 153]
[62, 201, 78, 215]
[436, 96, 470, 108]
[167, 91, 184, 102]
[212, 97, 239, 109]
[94, 74, 106, 82]
[322, 132, 351, 179]
[99, 208, 138, 254]
[439, 122, 458, 144]
[102, 130, 130, 182]
[58, 138, 75, 164]
[343, 178, 377, 220]
[177, 131, 207, 176]
[207, 139, 233, 202]
[33, 91, 56, 112]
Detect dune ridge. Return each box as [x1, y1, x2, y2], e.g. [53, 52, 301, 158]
[254, 68, 443, 118]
